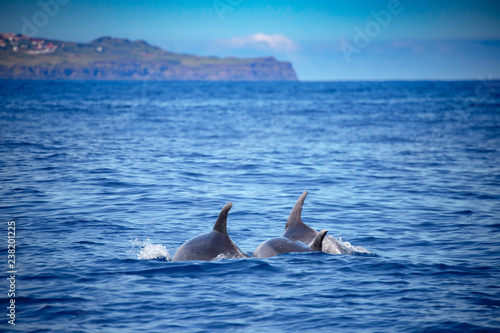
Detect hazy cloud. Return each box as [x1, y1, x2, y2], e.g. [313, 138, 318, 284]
[223, 33, 299, 52]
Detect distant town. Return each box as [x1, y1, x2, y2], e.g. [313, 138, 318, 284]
[0, 32, 60, 55]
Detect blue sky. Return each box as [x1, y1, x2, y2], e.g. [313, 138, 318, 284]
[1, 0, 500, 80]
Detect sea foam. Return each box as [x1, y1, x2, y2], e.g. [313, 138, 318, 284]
[130, 237, 172, 260]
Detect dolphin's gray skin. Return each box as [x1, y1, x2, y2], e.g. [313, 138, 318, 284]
[282, 191, 344, 254]
[254, 229, 327, 258]
[172, 202, 249, 261]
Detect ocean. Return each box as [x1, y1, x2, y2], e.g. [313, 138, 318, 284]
[1, 80, 499, 332]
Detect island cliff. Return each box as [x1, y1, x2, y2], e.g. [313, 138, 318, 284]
[0, 33, 298, 81]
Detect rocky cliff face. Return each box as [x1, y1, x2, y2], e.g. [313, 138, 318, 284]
[0, 33, 298, 81]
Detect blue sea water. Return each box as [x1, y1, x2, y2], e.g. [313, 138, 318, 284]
[0, 80, 499, 332]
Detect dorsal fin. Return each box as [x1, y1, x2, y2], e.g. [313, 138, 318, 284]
[310, 229, 327, 251]
[213, 202, 233, 235]
[285, 191, 308, 230]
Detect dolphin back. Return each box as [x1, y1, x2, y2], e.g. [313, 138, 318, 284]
[172, 231, 246, 261]
[253, 237, 311, 258]
[309, 229, 327, 251]
[172, 202, 248, 261]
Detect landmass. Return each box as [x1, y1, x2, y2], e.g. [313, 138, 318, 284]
[0, 33, 298, 81]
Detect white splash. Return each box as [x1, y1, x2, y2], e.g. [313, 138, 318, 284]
[214, 253, 229, 261]
[213, 253, 245, 261]
[130, 237, 173, 261]
[338, 237, 372, 255]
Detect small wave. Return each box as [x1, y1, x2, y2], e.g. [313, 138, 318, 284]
[454, 210, 473, 215]
[129, 237, 172, 261]
[338, 237, 373, 256]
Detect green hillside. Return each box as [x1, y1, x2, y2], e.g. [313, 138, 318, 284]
[0, 33, 298, 81]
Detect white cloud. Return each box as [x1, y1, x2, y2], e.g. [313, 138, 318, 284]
[224, 33, 299, 52]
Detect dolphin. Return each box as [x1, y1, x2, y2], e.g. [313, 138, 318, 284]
[282, 191, 344, 254]
[253, 229, 328, 258]
[171, 202, 249, 261]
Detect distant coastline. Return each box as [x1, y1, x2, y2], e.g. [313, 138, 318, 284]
[0, 33, 298, 81]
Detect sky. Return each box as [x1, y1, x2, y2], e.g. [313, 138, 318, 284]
[1, 0, 500, 80]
